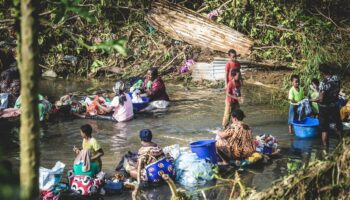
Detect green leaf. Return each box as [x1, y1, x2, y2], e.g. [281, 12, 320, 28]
[92, 38, 127, 56]
[60, 0, 96, 23]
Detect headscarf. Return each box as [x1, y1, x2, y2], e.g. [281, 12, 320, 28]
[113, 81, 127, 106]
[74, 149, 91, 172]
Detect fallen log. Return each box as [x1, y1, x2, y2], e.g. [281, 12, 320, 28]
[146, 0, 253, 57]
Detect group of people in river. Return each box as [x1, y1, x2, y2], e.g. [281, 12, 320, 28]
[63, 49, 280, 197]
[287, 64, 348, 147]
[0, 66, 171, 124]
[1, 46, 350, 198]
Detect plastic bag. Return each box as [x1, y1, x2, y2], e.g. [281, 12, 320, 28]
[39, 161, 65, 191]
[163, 144, 181, 160]
[175, 151, 213, 188]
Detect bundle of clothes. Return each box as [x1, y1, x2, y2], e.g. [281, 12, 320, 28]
[163, 144, 214, 188]
[255, 134, 279, 155]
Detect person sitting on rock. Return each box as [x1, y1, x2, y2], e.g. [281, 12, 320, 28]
[216, 109, 261, 166]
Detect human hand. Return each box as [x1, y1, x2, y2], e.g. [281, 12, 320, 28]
[239, 97, 245, 104]
[73, 146, 80, 154]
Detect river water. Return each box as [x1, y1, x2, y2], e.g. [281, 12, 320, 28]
[5, 78, 339, 199]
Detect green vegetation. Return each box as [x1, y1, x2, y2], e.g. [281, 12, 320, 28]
[201, 0, 350, 88]
[2, 0, 349, 86]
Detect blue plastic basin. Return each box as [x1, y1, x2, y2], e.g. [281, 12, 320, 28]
[190, 139, 217, 164]
[128, 93, 150, 111]
[292, 117, 319, 138]
[104, 180, 123, 195]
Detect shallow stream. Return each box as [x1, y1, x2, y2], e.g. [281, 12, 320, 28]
[5, 78, 339, 199]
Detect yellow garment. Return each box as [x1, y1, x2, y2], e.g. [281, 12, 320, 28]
[340, 100, 350, 121]
[288, 87, 304, 104]
[309, 88, 319, 114]
[246, 152, 263, 163]
[83, 138, 101, 153]
[82, 137, 102, 167]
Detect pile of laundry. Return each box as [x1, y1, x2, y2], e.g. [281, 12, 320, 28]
[163, 144, 214, 188]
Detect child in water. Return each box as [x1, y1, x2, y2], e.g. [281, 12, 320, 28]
[73, 124, 104, 169]
[309, 78, 320, 115]
[288, 75, 304, 134]
[222, 69, 242, 129]
[225, 49, 241, 88]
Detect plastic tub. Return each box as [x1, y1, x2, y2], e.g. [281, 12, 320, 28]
[292, 117, 319, 138]
[144, 157, 175, 183]
[127, 93, 150, 111]
[104, 180, 123, 195]
[190, 139, 217, 164]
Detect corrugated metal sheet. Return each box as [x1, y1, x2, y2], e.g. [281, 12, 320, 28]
[192, 58, 227, 81]
[192, 57, 247, 81]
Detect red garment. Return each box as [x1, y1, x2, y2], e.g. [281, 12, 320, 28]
[225, 60, 241, 84]
[69, 175, 102, 196]
[86, 96, 107, 116]
[226, 80, 241, 103]
[148, 77, 170, 101]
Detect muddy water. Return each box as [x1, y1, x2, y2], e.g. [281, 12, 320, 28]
[7, 78, 338, 199]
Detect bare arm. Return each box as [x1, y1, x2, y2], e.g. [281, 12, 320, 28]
[91, 148, 104, 161]
[137, 157, 143, 184]
[95, 101, 113, 113]
[218, 130, 229, 139]
[226, 90, 239, 101]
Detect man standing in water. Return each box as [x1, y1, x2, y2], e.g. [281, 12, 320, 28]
[314, 64, 343, 147]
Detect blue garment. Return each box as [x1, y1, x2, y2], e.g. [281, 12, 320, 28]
[288, 104, 298, 124]
[297, 99, 312, 121]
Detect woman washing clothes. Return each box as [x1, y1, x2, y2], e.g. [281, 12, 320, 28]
[141, 67, 170, 111]
[124, 129, 165, 183]
[70, 126, 105, 196]
[95, 81, 134, 122]
[73, 149, 100, 178]
[73, 124, 104, 169]
[216, 109, 261, 166]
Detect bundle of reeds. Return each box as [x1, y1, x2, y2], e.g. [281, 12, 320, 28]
[146, 0, 254, 56]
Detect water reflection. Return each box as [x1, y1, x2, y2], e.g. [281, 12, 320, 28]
[110, 122, 130, 152]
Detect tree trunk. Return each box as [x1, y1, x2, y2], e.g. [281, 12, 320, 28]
[19, 0, 40, 199]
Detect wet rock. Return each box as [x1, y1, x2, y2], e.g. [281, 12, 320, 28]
[42, 70, 57, 78]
